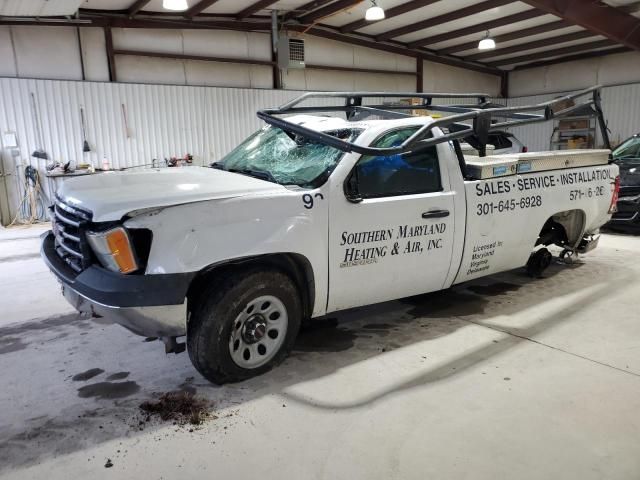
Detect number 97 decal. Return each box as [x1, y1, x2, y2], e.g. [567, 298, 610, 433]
[302, 193, 324, 209]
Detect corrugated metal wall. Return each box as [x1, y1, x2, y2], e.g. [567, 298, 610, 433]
[0, 77, 317, 223]
[506, 83, 640, 152]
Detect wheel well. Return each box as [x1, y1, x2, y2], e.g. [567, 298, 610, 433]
[536, 209, 586, 248]
[186, 253, 315, 320]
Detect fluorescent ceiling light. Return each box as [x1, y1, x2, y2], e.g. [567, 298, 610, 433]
[163, 0, 188, 11]
[478, 38, 496, 50]
[478, 31, 495, 50]
[365, 1, 385, 21]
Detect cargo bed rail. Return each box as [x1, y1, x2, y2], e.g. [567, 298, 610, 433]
[257, 86, 611, 158]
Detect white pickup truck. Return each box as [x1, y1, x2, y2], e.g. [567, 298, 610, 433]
[42, 87, 620, 384]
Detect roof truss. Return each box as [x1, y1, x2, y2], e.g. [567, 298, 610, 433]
[520, 0, 640, 51]
[465, 30, 597, 61]
[340, 0, 442, 33]
[488, 39, 616, 66]
[376, 0, 515, 41]
[437, 19, 568, 54]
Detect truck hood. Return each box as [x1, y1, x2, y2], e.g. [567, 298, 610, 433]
[58, 167, 285, 221]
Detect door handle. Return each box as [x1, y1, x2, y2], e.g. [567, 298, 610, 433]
[422, 209, 449, 219]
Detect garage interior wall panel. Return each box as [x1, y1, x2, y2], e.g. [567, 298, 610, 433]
[282, 36, 419, 92]
[422, 61, 502, 98]
[0, 27, 17, 77]
[506, 83, 640, 151]
[79, 27, 110, 82]
[3, 26, 83, 80]
[0, 25, 503, 96]
[509, 51, 640, 97]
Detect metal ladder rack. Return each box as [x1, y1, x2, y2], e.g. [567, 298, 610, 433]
[256, 86, 611, 159]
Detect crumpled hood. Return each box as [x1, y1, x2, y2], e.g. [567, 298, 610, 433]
[58, 167, 285, 221]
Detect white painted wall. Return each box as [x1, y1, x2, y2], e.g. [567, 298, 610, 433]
[112, 28, 273, 88]
[283, 36, 417, 92]
[509, 51, 640, 97]
[423, 61, 502, 97]
[0, 25, 502, 95]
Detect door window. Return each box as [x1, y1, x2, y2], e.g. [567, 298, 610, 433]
[352, 128, 442, 198]
[613, 137, 640, 161]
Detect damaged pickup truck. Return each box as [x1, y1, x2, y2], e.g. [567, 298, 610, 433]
[42, 86, 619, 384]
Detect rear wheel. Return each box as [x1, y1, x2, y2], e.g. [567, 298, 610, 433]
[187, 269, 301, 384]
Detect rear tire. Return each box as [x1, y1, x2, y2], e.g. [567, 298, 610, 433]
[187, 268, 302, 384]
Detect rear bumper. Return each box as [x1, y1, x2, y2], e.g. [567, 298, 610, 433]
[41, 231, 194, 337]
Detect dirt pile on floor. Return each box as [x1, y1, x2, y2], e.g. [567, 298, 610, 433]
[139, 390, 212, 426]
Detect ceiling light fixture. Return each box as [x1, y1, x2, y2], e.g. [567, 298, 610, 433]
[163, 0, 189, 11]
[365, 0, 385, 21]
[478, 30, 496, 50]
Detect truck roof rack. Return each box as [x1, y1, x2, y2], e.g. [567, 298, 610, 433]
[257, 86, 611, 158]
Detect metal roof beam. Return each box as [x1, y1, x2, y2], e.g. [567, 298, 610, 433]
[520, 0, 640, 51]
[236, 0, 279, 20]
[513, 46, 630, 70]
[339, 0, 442, 33]
[298, 0, 363, 24]
[488, 39, 616, 66]
[376, 0, 515, 41]
[52, 14, 271, 30]
[465, 30, 596, 61]
[127, 0, 152, 16]
[619, 1, 640, 14]
[283, 0, 335, 22]
[184, 0, 221, 18]
[409, 9, 544, 48]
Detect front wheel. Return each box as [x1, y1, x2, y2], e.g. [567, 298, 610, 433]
[187, 269, 302, 384]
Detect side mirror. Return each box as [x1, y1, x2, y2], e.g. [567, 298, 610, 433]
[344, 170, 363, 203]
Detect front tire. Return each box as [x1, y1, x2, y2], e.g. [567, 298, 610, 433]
[187, 268, 302, 384]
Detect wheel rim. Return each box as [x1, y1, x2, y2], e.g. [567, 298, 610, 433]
[229, 295, 288, 369]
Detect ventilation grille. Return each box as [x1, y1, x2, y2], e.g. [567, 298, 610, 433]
[289, 39, 305, 64]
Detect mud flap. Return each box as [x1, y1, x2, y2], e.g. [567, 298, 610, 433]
[576, 234, 600, 254]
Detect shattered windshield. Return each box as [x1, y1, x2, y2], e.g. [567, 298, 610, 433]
[216, 125, 361, 187]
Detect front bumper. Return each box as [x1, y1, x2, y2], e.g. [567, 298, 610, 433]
[606, 197, 640, 231]
[41, 231, 194, 337]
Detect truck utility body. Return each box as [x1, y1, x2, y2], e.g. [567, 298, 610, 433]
[42, 86, 619, 383]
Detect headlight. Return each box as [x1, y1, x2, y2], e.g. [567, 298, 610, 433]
[87, 227, 139, 274]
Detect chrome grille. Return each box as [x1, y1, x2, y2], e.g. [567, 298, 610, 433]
[49, 197, 93, 273]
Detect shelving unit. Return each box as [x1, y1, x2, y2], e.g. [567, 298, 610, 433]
[550, 113, 597, 150]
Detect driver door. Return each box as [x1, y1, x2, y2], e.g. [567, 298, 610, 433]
[327, 127, 456, 312]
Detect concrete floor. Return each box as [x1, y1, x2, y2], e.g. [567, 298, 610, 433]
[0, 224, 639, 479]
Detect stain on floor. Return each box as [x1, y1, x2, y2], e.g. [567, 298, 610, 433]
[106, 372, 130, 381]
[77, 381, 141, 399]
[72, 368, 105, 382]
[0, 337, 27, 355]
[467, 282, 521, 296]
[294, 318, 357, 352]
[403, 288, 488, 318]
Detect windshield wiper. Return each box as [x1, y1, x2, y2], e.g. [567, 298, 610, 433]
[228, 168, 279, 184]
[210, 162, 279, 183]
